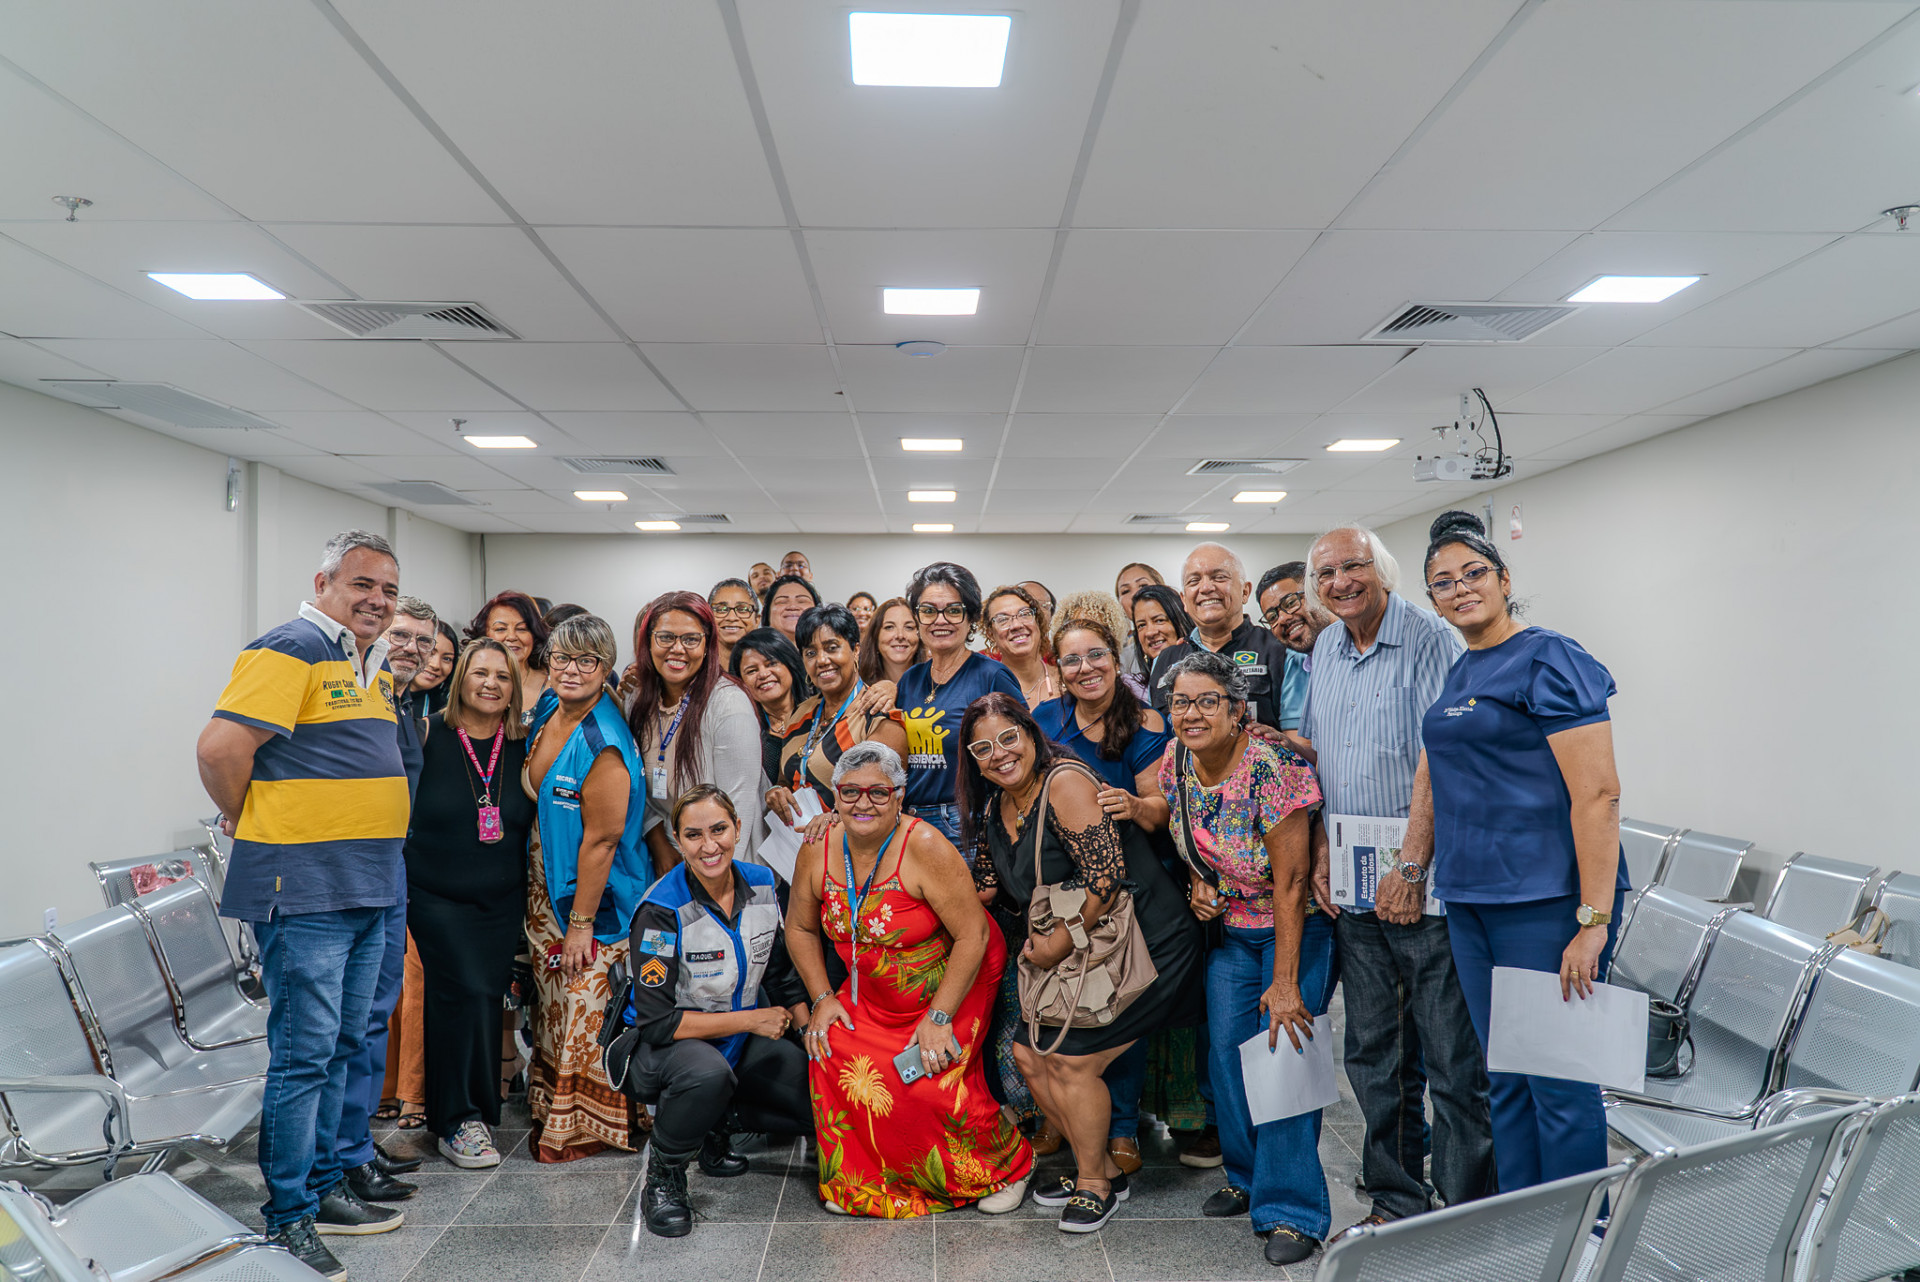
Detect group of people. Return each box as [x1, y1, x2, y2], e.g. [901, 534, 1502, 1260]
[199, 521, 1626, 1277]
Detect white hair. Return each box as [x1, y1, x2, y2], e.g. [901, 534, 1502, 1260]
[394, 595, 436, 625]
[1182, 541, 1247, 585]
[1306, 525, 1400, 611]
[319, 529, 397, 579]
[833, 741, 907, 788]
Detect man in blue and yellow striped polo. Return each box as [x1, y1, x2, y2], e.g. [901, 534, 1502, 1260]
[197, 530, 410, 1274]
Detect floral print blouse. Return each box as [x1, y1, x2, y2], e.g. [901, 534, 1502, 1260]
[1157, 737, 1321, 929]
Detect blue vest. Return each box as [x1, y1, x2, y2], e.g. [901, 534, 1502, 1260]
[631, 862, 783, 1066]
[530, 690, 650, 943]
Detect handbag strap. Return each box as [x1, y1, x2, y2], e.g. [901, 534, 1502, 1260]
[1026, 964, 1091, 1056]
[1027, 758, 1101, 892]
[1171, 744, 1219, 887]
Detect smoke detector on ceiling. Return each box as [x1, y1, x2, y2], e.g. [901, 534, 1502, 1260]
[1363, 302, 1579, 344]
[895, 341, 946, 357]
[294, 301, 518, 340]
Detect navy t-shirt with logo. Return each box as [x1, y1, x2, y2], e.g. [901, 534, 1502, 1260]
[1147, 618, 1291, 730]
[1422, 627, 1632, 905]
[894, 652, 1023, 809]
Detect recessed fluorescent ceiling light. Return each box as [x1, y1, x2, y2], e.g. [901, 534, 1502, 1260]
[465, 435, 537, 449]
[908, 490, 957, 502]
[1325, 439, 1401, 453]
[1566, 275, 1701, 303]
[147, 272, 284, 300]
[635, 520, 681, 531]
[849, 12, 1011, 88]
[883, 288, 980, 315]
[912, 523, 954, 533]
[901, 438, 964, 451]
[1186, 521, 1229, 533]
[1232, 491, 1286, 503]
[573, 490, 628, 502]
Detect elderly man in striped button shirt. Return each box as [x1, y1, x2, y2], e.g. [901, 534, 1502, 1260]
[1298, 525, 1495, 1242]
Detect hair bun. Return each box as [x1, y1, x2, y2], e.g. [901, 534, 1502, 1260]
[1428, 510, 1486, 542]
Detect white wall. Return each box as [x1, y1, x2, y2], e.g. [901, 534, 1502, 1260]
[2, 382, 477, 936]
[1376, 351, 1920, 883]
[482, 532, 1313, 666]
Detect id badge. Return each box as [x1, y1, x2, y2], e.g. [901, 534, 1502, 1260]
[477, 804, 503, 844]
[652, 765, 668, 795]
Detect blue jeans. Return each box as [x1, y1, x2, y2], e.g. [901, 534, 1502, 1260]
[911, 803, 963, 847]
[336, 900, 405, 1169]
[254, 907, 387, 1228]
[1446, 889, 1625, 1193]
[1207, 914, 1337, 1238]
[1335, 910, 1495, 1220]
[1104, 1040, 1149, 1139]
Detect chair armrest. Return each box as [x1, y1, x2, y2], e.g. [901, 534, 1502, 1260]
[1601, 1089, 1761, 1123]
[0, 1073, 134, 1153]
[1754, 1088, 1869, 1128]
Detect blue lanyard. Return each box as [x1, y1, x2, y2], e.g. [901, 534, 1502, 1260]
[799, 681, 862, 782]
[654, 694, 690, 776]
[840, 822, 896, 1008]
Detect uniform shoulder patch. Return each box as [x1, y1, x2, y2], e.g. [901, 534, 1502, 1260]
[1232, 651, 1258, 665]
[638, 956, 669, 988]
[638, 928, 676, 957]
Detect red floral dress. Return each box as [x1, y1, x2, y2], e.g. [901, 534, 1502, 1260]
[812, 821, 1032, 1217]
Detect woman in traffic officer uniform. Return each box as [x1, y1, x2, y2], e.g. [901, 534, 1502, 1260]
[603, 783, 812, 1238]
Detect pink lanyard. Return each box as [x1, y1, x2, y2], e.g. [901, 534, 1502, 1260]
[457, 727, 504, 803]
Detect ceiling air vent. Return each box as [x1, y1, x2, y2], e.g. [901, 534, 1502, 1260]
[365, 481, 480, 506]
[1186, 458, 1306, 477]
[558, 456, 675, 475]
[41, 380, 281, 430]
[654, 513, 730, 525]
[294, 301, 518, 340]
[1363, 302, 1579, 344]
[1126, 514, 1186, 525]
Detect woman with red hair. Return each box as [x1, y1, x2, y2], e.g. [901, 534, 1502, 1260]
[466, 590, 551, 722]
[626, 591, 767, 876]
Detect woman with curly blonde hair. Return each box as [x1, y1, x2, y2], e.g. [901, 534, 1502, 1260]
[1054, 590, 1148, 700]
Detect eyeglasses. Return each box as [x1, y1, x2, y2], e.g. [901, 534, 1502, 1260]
[385, 629, 435, 652]
[987, 605, 1036, 629]
[1168, 692, 1231, 715]
[966, 727, 1023, 759]
[836, 784, 898, 806]
[1260, 592, 1305, 625]
[1313, 557, 1374, 586]
[915, 603, 970, 623]
[652, 631, 705, 652]
[711, 603, 757, 618]
[1058, 647, 1113, 673]
[549, 653, 604, 674]
[1427, 565, 1499, 599]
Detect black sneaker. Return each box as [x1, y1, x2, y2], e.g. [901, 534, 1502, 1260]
[315, 1184, 404, 1236]
[373, 1139, 422, 1176]
[698, 1129, 748, 1178]
[1058, 1187, 1120, 1233]
[1030, 1175, 1078, 1207]
[1202, 1185, 1251, 1217]
[1264, 1227, 1320, 1266]
[642, 1157, 693, 1238]
[268, 1217, 346, 1280]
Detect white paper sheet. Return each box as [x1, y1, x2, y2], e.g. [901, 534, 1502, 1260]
[793, 788, 825, 823]
[1238, 1014, 1340, 1125]
[1487, 966, 1648, 1094]
[1326, 814, 1445, 916]
[757, 815, 803, 883]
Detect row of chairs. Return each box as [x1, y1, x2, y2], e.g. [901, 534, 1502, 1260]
[1604, 885, 1920, 1153]
[0, 1173, 311, 1282]
[1317, 1091, 1920, 1282]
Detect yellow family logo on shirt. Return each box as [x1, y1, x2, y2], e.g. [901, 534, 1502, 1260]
[901, 705, 949, 759]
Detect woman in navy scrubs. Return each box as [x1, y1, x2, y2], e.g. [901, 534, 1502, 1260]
[1411, 510, 1628, 1193]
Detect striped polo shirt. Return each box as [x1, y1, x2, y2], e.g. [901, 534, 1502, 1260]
[212, 604, 409, 920]
[1299, 593, 1463, 821]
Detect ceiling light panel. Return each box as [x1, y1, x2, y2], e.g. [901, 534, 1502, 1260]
[1326, 439, 1401, 452]
[882, 288, 980, 315]
[1233, 491, 1286, 503]
[849, 13, 1011, 88]
[465, 435, 537, 449]
[1566, 275, 1701, 303]
[901, 438, 964, 451]
[908, 490, 957, 502]
[1186, 521, 1229, 532]
[912, 523, 954, 533]
[147, 272, 285, 300]
[573, 490, 628, 501]
[635, 520, 681, 531]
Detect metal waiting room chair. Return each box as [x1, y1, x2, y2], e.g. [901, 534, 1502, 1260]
[1870, 872, 1920, 970]
[1619, 818, 1680, 894]
[123, 878, 265, 1052]
[89, 850, 206, 910]
[1658, 829, 1751, 902]
[0, 1178, 314, 1282]
[1764, 852, 1879, 940]
[1608, 886, 1740, 1008]
[1807, 1092, 1920, 1282]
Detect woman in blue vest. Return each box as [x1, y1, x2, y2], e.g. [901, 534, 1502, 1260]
[604, 784, 811, 1239]
[524, 613, 650, 1163]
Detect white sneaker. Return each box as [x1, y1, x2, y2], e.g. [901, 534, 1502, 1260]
[438, 1120, 502, 1169]
[977, 1176, 1030, 1215]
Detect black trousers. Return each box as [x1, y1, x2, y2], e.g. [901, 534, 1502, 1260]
[408, 883, 524, 1135]
[624, 1033, 812, 1161]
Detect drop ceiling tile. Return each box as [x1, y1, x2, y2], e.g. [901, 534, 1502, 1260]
[641, 345, 842, 412]
[1530, 414, 1703, 462]
[1075, 0, 1523, 227]
[1825, 308, 1920, 351]
[758, 483, 882, 514]
[806, 230, 1055, 347]
[330, 0, 784, 225]
[869, 459, 998, 490]
[977, 515, 1074, 534]
[984, 490, 1100, 515]
[381, 410, 557, 444]
[448, 343, 680, 412]
[267, 225, 619, 342]
[1181, 346, 1411, 414]
[644, 487, 783, 516]
[835, 344, 1023, 413]
[539, 412, 706, 453]
[1654, 347, 1902, 417]
[705, 412, 865, 459]
[1456, 413, 1624, 458]
[33, 339, 359, 411]
[999, 414, 1164, 458]
[0, 238, 205, 340]
[346, 454, 525, 490]
[743, 458, 873, 488]
[857, 413, 1004, 457]
[1498, 347, 1796, 416]
[269, 412, 440, 455]
[453, 489, 575, 515]
[1330, 345, 1607, 415]
[464, 453, 670, 494]
[106, 421, 321, 459]
[269, 454, 392, 491]
[1041, 231, 1316, 346]
[543, 229, 820, 344]
[1, 0, 502, 221]
[795, 514, 890, 534]
[1017, 346, 1215, 414]
[240, 341, 521, 412]
[1135, 414, 1320, 460]
[0, 339, 113, 388]
[1633, 235, 1920, 349]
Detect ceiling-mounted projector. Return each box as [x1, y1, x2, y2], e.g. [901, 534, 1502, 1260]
[1414, 388, 1513, 484]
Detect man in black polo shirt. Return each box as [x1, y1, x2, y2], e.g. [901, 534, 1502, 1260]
[1147, 542, 1292, 736]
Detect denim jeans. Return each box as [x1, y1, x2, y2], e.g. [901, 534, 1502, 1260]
[1446, 889, 1625, 1193]
[1334, 910, 1495, 1221]
[1104, 1039, 1149, 1139]
[337, 899, 405, 1170]
[911, 804, 963, 848]
[254, 906, 387, 1228]
[1207, 914, 1337, 1237]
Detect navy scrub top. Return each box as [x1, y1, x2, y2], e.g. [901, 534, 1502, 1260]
[1032, 696, 1171, 794]
[1422, 627, 1631, 905]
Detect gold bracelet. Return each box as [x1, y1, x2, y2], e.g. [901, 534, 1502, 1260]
[566, 912, 596, 928]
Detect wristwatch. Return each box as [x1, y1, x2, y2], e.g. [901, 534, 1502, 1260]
[928, 1010, 952, 1027]
[1386, 852, 1428, 885]
[1576, 903, 1612, 927]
